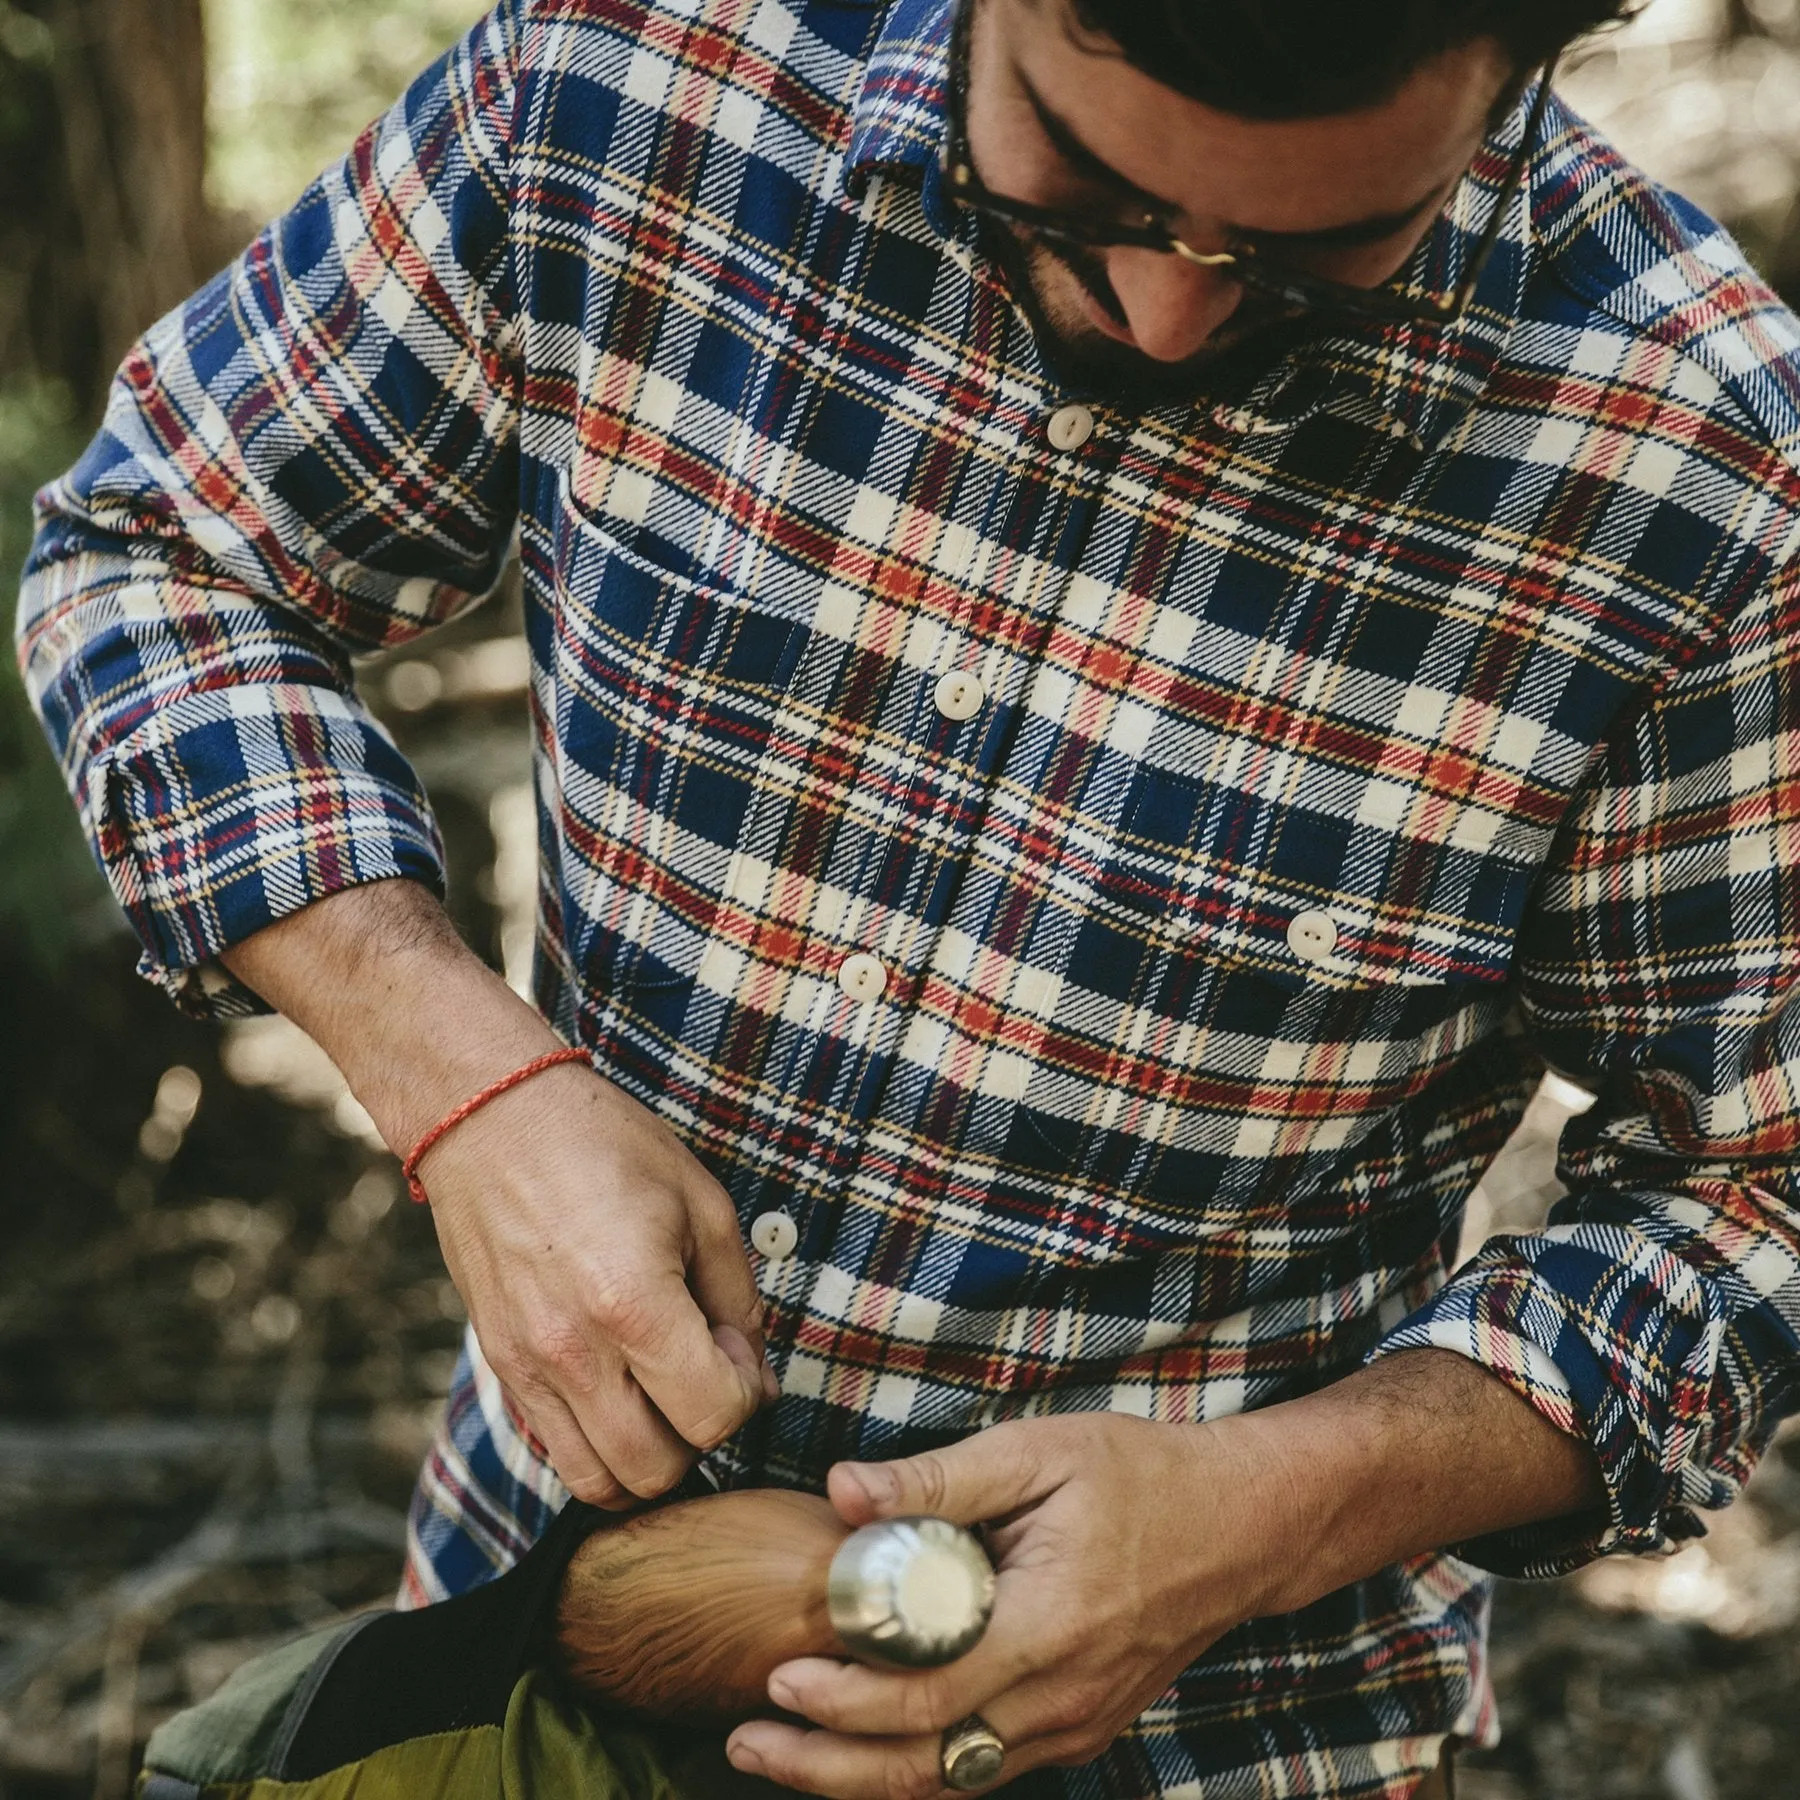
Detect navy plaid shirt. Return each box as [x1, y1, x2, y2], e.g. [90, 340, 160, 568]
[20, 1, 1800, 1792]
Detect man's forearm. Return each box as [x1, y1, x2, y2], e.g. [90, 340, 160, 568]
[219, 878, 566, 1152]
[1240, 1348, 1605, 1619]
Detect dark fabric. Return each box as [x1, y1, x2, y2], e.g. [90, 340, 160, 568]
[281, 1474, 710, 1780]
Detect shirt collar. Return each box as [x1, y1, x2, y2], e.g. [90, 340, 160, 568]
[845, 0, 1539, 451]
[845, 0, 953, 215]
[1303, 84, 1546, 453]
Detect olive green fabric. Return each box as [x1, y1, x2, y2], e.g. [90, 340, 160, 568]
[148, 1722, 507, 1800]
[503, 1676, 692, 1800]
[139, 1663, 783, 1800]
[142, 1623, 358, 1787]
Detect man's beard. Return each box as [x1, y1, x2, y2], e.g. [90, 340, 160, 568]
[990, 227, 1322, 410]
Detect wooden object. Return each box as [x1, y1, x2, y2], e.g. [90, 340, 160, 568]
[554, 1489, 850, 1721]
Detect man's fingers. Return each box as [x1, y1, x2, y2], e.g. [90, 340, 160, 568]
[513, 1331, 696, 1500]
[730, 1674, 1060, 1800]
[606, 1270, 765, 1451]
[732, 1654, 1117, 1799]
[727, 1720, 942, 1800]
[769, 1578, 1046, 1736]
[518, 1389, 630, 1510]
[766, 1653, 1015, 1741]
[715, 1323, 782, 1404]
[828, 1421, 1051, 1528]
[568, 1369, 702, 1498]
[687, 1188, 769, 1354]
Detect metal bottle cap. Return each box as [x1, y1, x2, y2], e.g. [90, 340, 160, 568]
[827, 1517, 997, 1668]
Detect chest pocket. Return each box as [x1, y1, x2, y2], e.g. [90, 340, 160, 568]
[545, 494, 811, 1005]
[1107, 763, 1529, 982]
[1017, 761, 1533, 1224]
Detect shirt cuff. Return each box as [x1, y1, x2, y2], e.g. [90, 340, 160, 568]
[1367, 1224, 1720, 1579]
[87, 682, 445, 1019]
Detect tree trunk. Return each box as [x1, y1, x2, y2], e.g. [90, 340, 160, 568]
[51, 0, 215, 370]
[0, 0, 224, 404]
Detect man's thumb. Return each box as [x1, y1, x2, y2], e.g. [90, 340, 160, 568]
[828, 1430, 1035, 1528]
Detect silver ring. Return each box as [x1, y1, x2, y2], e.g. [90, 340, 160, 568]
[940, 1714, 1005, 1791]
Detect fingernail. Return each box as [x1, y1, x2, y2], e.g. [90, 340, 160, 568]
[728, 1741, 765, 1775]
[844, 1461, 898, 1505]
[767, 1675, 796, 1710]
[761, 1358, 781, 1403]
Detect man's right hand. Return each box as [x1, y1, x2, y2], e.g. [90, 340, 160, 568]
[221, 879, 773, 1506]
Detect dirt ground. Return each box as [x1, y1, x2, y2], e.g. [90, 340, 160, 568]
[2, 597, 1797, 1800]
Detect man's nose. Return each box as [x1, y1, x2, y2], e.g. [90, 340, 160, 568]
[1102, 245, 1245, 363]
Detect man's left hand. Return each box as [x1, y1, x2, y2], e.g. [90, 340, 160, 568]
[723, 1413, 1285, 1798]
[724, 1351, 1606, 1798]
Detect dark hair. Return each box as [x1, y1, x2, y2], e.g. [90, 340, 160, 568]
[1065, 0, 1640, 119]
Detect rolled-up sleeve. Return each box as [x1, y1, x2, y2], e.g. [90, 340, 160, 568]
[1372, 559, 1800, 1577]
[13, 1, 525, 1016]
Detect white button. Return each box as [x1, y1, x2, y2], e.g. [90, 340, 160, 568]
[934, 670, 986, 722]
[1045, 403, 1095, 452]
[837, 952, 889, 1002]
[1286, 910, 1339, 964]
[750, 1210, 799, 1260]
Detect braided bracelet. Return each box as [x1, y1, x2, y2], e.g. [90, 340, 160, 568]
[402, 1046, 590, 1204]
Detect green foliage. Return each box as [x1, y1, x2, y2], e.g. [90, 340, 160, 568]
[208, 0, 488, 222]
[1, 380, 120, 975]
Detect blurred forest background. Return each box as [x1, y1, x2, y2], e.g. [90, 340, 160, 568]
[3, 1, 1800, 1796]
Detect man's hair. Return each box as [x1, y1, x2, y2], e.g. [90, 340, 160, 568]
[1065, 0, 1641, 119]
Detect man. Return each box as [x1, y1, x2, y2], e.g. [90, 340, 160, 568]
[18, 0, 1800, 1793]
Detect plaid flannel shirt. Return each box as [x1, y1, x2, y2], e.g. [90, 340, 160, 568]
[20, 1, 1800, 1793]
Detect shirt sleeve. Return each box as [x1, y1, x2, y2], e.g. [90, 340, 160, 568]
[13, 1, 526, 1018]
[1370, 558, 1800, 1578]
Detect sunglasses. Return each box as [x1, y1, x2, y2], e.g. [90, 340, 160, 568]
[941, 0, 1556, 329]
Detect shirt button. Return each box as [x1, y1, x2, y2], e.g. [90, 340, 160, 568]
[1286, 910, 1339, 964]
[1045, 403, 1095, 452]
[933, 670, 986, 722]
[750, 1210, 799, 1260]
[837, 952, 889, 1002]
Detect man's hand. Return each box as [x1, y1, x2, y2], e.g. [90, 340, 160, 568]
[723, 1416, 1258, 1797]
[221, 880, 773, 1506]
[727, 1353, 1604, 1797]
[421, 1052, 776, 1504]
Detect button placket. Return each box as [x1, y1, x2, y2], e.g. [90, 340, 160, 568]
[799, 381, 1116, 1289]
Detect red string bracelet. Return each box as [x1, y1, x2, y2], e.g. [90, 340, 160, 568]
[402, 1046, 590, 1205]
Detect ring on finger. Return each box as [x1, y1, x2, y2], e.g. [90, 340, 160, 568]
[940, 1714, 1005, 1791]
